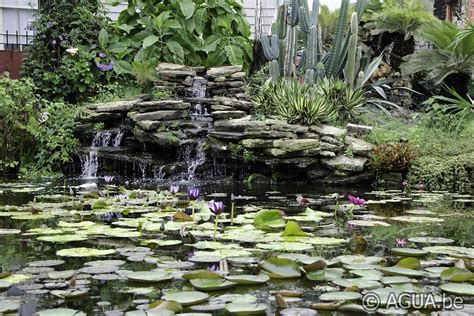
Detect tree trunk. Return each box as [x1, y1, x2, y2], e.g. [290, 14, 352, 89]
[390, 33, 415, 72]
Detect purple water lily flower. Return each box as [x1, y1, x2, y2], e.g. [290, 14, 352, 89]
[396, 238, 408, 248]
[415, 183, 425, 190]
[98, 52, 107, 58]
[169, 185, 179, 194]
[51, 39, 57, 45]
[402, 180, 409, 190]
[104, 176, 114, 183]
[208, 201, 225, 215]
[347, 223, 356, 230]
[188, 188, 200, 200]
[348, 194, 366, 206]
[208, 263, 219, 272]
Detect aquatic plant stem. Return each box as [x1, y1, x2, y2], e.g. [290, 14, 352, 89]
[231, 202, 235, 225]
[191, 201, 195, 228]
[214, 215, 219, 241]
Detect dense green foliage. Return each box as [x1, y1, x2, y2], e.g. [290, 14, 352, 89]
[0, 75, 78, 176]
[366, 116, 474, 192]
[21, 0, 113, 103]
[402, 22, 474, 95]
[369, 142, 417, 172]
[105, 0, 252, 84]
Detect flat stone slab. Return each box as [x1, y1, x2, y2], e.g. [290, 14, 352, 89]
[79, 109, 123, 122]
[347, 123, 373, 136]
[207, 65, 243, 77]
[208, 131, 245, 140]
[346, 136, 374, 157]
[137, 100, 191, 112]
[212, 110, 247, 120]
[241, 139, 274, 149]
[310, 124, 346, 138]
[95, 100, 139, 112]
[273, 139, 319, 152]
[128, 110, 189, 122]
[321, 155, 368, 172]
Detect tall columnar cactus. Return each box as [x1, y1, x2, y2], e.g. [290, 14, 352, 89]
[300, 0, 322, 83]
[283, 0, 299, 78]
[345, 12, 359, 88]
[325, 0, 350, 78]
[262, 34, 281, 81]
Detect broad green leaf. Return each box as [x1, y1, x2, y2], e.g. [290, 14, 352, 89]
[118, 24, 135, 34]
[166, 41, 184, 60]
[180, 0, 195, 19]
[201, 35, 221, 53]
[194, 8, 207, 35]
[113, 60, 133, 75]
[224, 45, 243, 65]
[143, 35, 159, 48]
[98, 29, 109, 48]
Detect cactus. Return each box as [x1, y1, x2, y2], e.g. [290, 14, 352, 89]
[325, 0, 350, 77]
[268, 60, 281, 82]
[315, 62, 326, 82]
[304, 69, 315, 84]
[356, 71, 364, 89]
[345, 12, 358, 88]
[262, 34, 281, 81]
[301, 0, 322, 82]
[274, 4, 288, 40]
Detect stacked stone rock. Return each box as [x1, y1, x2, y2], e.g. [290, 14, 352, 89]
[208, 117, 375, 183]
[206, 65, 247, 96]
[155, 63, 205, 97]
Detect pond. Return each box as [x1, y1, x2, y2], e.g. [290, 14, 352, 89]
[0, 178, 473, 315]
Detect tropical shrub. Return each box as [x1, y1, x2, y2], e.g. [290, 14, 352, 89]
[0, 74, 79, 176]
[21, 0, 112, 103]
[369, 141, 416, 172]
[105, 0, 253, 84]
[363, 0, 436, 70]
[424, 87, 474, 132]
[402, 22, 474, 97]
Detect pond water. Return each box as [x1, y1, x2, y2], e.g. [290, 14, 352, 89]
[0, 178, 473, 315]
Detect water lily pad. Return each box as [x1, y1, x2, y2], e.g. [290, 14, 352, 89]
[391, 216, 443, 223]
[350, 269, 384, 280]
[126, 271, 173, 283]
[380, 276, 413, 285]
[261, 258, 301, 279]
[332, 278, 382, 290]
[253, 209, 285, 230]
[391, 248, 427, 257]
[0, 229, 21, 235]
[0, 299, 21, 313]
[306, 268, 344, 282]
[143, 239, 182, 247]
[0, 280, 11, 290]
[2, 274, 33, 283]
[439, 283, 474, 295]
[338, 255, 384, 265]
[256, 242, 313, 252]
[225, 274, 270, 285]
[162, 291, 209, 306]
[376, 308, 408, 315]
[347, 220, 390, 227]
[182, 270, 224, 280]
[28, 260, 65, 267]
[279, 308, 317, 316]
[380, 267, 424, 277]
[440, 268, 474, 282]
[225, 302, 267, 315]
[37, 234, 88, 243]
[80, 265, 119, 274]
[319, 291, 362, 302]
[281, 221, 310, 237]
[396, 257, 420, 270]
[48, 270, 75, 279]
[423, 246, 474, 259]
[84, 260, 125, 267]
[56, 247, 116, 257]
[34, 308, 86, 316]
[408, 237, 454, 244]
[190, 279, 236, 291]
[50, 288, 89, 298]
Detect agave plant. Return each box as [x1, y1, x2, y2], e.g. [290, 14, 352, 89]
[402, 22, 474, 97]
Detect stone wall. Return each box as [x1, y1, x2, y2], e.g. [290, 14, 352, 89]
[74, 64, 376, 183]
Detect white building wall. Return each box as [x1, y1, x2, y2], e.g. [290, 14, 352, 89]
[0, 0, 279, 50]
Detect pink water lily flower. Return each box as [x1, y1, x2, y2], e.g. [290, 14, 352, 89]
[348, 194, 366, 206]
[396, 238, 408, 247]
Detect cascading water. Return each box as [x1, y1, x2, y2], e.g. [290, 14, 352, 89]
[80, 130, 123, 179]
[154, 165, 166, 180]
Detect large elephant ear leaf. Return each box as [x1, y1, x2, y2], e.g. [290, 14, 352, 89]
[180, 0, 196, 19]
[225, 45, 243, 65]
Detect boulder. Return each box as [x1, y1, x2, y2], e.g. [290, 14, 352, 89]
[136, 100, 190, 112]
[208, 131, 245, 140]
[244, 130, 297, 139]
[214, 116, 266, 132]
[320, 142, 340, 152]
[273, 139, 319, 152]
[266, 120, 309, 134]
[346, 123, 373, 136]
[231, 72, 246, 79]
[346, 136, 374, 157]
[319, 151, 336, 158]
[278, 158, 317, 168]
[321, 155, 368, 172]
[241, 139, 274, 149]
[212, 110, 247, 120]
[95, 100, 139, 112]
[79, 109, 123, 122]
[128, 110, 189, 122]
[310, 124, 346, 138]
[320, 136, 343, 147]
[207, 66, 243, 77]
[211, 104, 235, 111]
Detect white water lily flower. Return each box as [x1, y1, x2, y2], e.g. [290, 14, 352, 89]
[66, 47, 78, 55]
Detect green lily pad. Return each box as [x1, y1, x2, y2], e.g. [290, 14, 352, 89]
[38, 235, 87, 243]
[48, 270, 75, 279]
[319, 291, 362, 302]
[2, 274, 33, 284]
[391, 216, 443, 223]
[396, 257, 420, 270]
[142, 240, 182, 247]
[225, 302, 267, 315]
[261, 258, 301, 279]
[381, 276, 413, 285]
[34, 308, 87, 316]
[190, 279, 236, 291]
[162, 291, 209, 306]
[423, 246, 474, 259]
[253, 209, 285, 230]
[380, 267, 424, 277]
[50, 289, 89, 298]
[307, 268, 344, 282]
[439, 283, 474, 295]
[182, 270, 224, 280]
[440, 268, 474, 282]
[126, 271, 173, 283]
[281, 221, 310, 237]
[408, 237, 454, 244]
[332, 278, 382, 290]
[350, 269, 384, 280]
[0, 229, 21, 235]
[391, 248, 427, 257]
[0, 300, 21, 313]
[225, 274, 270, 285]
[56, 247, 116, 257]
[338, 255, 384, 265]
[0, 280, 11, 290]
[256, 242, 313, 252]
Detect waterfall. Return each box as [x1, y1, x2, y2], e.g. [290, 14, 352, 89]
[187, 140, 207, 180]
[79, 130, 122, 179]
[138, 162, 149, 179]
[154, 165, 166, 180]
